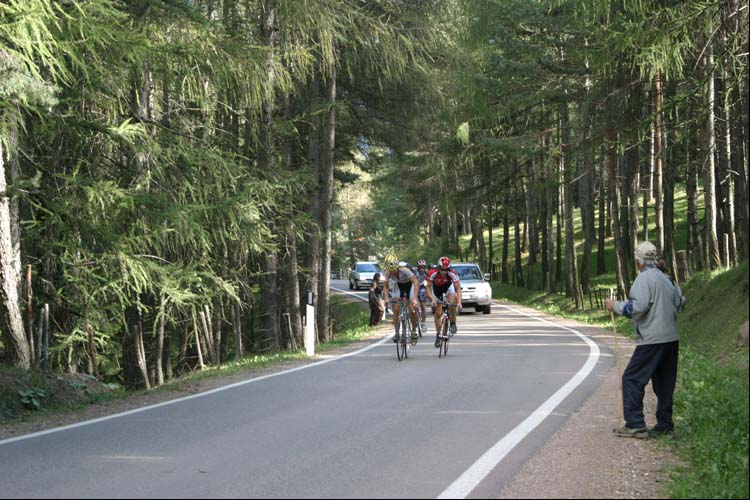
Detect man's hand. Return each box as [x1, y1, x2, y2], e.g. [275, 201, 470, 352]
[605, 299, 615, 312]
[458, 302, 463, 312]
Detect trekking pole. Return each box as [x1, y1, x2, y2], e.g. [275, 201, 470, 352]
[609, 288, 623, 426]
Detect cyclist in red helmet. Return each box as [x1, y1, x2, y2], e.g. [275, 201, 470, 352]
[427, 256, 462, 348]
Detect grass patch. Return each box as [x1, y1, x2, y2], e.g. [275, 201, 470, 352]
[0, 368, 123, 423]
[670, 347, 749, 499]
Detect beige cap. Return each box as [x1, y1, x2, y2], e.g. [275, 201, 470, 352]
[635, 241, 658, 262]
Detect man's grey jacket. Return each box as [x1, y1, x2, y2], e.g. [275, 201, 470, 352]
[613, 266, 686, 346]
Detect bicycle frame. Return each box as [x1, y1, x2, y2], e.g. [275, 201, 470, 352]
[436, 303, 458, 358]
[393, 297, 414, 361]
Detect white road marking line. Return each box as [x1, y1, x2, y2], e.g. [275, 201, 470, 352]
[437, 304, 600, 499]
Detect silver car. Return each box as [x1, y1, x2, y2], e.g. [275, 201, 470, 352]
[348, 262, 383, 290]
[451, 263, 492, 314]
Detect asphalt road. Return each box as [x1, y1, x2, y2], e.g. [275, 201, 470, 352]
[0, 280, 613, 499]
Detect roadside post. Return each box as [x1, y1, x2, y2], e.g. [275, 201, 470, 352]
[306, 290, 315, 357]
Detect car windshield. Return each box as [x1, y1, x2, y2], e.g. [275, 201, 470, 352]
[454, 265, 482, 280]
[357, 263, 381, 272]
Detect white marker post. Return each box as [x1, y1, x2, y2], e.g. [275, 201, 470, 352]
[305, 290, 315, 357]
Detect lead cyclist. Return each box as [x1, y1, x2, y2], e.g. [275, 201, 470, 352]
[427, 256, 462, 348]
[382, 254, 421, 343]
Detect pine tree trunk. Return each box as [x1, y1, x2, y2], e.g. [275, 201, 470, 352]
[155, 294, 165, 387]
[524, 160, 539, 265]
[705, 48, 722, 269]
[317, 60, 336, 343]
[513, 182, 524, 287]
[579, 109, 595, 293]
[501, 194, 510, 284]
[653, 74, 665, 254]
[560, 101, 581, 307]
[597, 157, 607, 275]
[0, 136, 29, 369]
[606, 125, 630, 295]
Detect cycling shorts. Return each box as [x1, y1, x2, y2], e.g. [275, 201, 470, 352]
[433, 283, 456, 304]
[391, 280, 415, 301]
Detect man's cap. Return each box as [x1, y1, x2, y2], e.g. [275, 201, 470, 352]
[635, 241, 658, 261]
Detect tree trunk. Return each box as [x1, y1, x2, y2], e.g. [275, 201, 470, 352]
[579, 111, 595, 294]
[524, 160, 539, 265]
[317, 60, 336, 343]
[513, 181, 524, 287]
[501, 194, 510, 284]
[705, 48, 722, 269]
[155, 294, 165, 386]
[0, 136, 29, 369]
[653, 73, 665, 254]
[597, 156, 607, 275]
[560, 101, 582, 307]
[606, 128, 630, 295]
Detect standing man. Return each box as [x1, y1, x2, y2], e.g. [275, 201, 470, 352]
[368, 273, 385, 326]
[606, 241, 686, 439]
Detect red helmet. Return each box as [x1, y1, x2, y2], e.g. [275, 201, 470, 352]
[438, 256, 451, 270]
[417, 259, 426, 267]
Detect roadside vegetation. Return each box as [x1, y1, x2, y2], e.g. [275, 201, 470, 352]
[0, 295, 374, 425]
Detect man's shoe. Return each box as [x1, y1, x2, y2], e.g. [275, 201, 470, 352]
[392, 333, 400, 343]
[420, 322, 427, 334]
[647, 426, 675, 438]
[411, 332, 419, 343]
[450, 323, 457, 336]
[613, 425, 649, 439]
[434, 337, 441, 348]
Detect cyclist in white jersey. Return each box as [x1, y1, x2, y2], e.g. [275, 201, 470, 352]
[382, 254, 421, 343]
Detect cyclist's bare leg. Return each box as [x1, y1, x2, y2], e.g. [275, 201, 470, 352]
[447, 293, 458, 323]
[392, 302, 401, 329]
[409, 298, 419, 329]
[434, 303, 443, 332]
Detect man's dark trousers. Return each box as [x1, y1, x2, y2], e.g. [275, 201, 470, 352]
[622, 340, 679, 430]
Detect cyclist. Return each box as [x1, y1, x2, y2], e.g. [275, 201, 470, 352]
[427, 256, 462, 348]
[383, 254, 421, 343]
[414, 259, 432, 333]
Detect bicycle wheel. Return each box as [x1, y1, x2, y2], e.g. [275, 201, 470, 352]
[402, 317, 410, 359]
[438, 315, 448, 358]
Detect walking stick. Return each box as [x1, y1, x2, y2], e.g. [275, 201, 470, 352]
[610, 288, 624, 426]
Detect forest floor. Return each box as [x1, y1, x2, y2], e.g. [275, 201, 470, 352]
[1, 294, 682, 499]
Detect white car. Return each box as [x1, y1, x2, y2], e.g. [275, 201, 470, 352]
[348, 262, 382, 290]
[451, 263, 492, 314]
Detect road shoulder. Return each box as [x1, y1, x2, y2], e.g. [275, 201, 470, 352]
[493, 301, 683, 499]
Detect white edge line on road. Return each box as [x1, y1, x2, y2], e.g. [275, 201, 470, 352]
[437, 303, 601, 499]
[0, 288, 383, 447]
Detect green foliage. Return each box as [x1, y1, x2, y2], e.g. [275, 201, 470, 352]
[18, 388, 46, 411]
[670, 347, 749, 499]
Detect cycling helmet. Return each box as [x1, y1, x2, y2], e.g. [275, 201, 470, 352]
[384, 254, 399, 272]
[417, 259, 426, 268]
[438, 256, 451, 270]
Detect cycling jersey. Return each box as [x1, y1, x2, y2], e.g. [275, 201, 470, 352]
[384, 266, 415, 284]
[415, 270, 430, 288]
[385, 266, 416, 300]
[428, 268, 461, 288]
